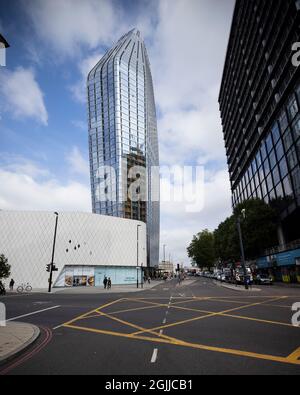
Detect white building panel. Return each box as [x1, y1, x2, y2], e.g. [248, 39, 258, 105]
[0, 211, 146, 289]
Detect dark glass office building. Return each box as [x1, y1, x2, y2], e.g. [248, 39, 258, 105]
[219, 0, 300, 245]
[87, 29, 160, 268]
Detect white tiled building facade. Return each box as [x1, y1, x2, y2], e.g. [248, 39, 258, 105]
[0, 211, 146, 289]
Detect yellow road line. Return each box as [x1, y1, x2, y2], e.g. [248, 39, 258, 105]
[132, 296, 287, 336]
[64, 323, 300, 366]
[62, 298, 124, 326]
[286, 347, 300, 362]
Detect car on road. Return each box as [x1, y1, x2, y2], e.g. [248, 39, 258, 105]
[255, 274, 273, 285]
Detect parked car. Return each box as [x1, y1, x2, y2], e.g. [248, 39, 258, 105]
[256, 274, 273, 285]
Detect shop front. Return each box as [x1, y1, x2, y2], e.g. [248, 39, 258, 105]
[54, 265, 138, 287]
[256, 248, 300, 283]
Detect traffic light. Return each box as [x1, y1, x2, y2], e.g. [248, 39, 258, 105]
[46, 264, 51, 272]
[52, 265, 58, 272]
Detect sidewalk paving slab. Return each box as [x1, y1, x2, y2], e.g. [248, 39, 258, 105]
[0, 322, 40, 363]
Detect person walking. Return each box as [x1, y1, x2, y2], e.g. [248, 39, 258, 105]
[107, 277, 111, 290]
[9, 279, 15, 291]
[103, 276, 108, 290]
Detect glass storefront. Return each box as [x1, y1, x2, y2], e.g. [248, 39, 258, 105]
[54, 265, 138, 287]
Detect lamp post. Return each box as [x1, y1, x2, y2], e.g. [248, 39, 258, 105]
[236, 209, 248, 290]
[137, 224, 141, 288]
[163, 244, 166, 262]
[48, 212, 59, 293]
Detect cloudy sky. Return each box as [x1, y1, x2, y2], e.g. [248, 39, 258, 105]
[0, 0, 235, 265]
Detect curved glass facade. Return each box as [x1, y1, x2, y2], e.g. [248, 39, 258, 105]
[87, 29, 159, 267]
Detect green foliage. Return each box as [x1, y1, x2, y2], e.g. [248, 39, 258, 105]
[187, 229, 215, 269]
[188, 199, 279, 266]
[214, 199, 278, 263]
[0, 254, 11, 280]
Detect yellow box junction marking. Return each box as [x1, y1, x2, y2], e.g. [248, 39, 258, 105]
[62, 296, 300, 366]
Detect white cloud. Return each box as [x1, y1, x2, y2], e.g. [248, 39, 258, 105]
[160, 169, 232, 264]
[70, 52, 103, 103]
[25, 0, 124, 58]
[0, 158, 91, 212]
[0, 67, 48, 125]
[66, 146, 90, 177]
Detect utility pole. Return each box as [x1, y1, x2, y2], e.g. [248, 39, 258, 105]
[236, 209, 248, 290]
[137, 224, 141, 288]
[48, 212, 59, 293]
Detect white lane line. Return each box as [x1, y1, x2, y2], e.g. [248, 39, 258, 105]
[162, 318, 167, 324]
[151, 348, 158, 363]
[7, 305, 61, 322]
[52, 324, 63, 330]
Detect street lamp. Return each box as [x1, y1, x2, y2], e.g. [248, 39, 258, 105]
[236, 209, 248, 290]
[137, 224, 141, 288]
[48, 212, 59, 293]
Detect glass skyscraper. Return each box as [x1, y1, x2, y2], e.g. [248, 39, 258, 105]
[87, 29, 159, 268]
[219, 0, 300, 244]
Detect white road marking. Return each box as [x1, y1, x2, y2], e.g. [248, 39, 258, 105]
[162, 318, 167, 324]
[7, 305, 61, 322]
[52, 324, 63, 330]
[159, 329, 163, 335]
[151, 348, 158, 363]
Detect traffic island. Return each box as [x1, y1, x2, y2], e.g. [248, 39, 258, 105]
[0, 322, 40, 363]
[213, 280, 261, 292]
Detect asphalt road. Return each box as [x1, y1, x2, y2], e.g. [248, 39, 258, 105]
[0, 278, 300, 375]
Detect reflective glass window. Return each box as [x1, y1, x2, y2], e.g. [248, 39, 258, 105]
[266, 134, 273, 153]
[271, 122, 280, 144]
[287, 95, 298, 121]
[263, 157, 270, 175]
[287, 147, 298, 170]
[260, 142, 267, 161]
[291, 114, 300, 141]
[282, 128, 293, 152]
[266, 173, 273, 192]
[275, 140, 284, 161]
[291, 166, 300, 196]
[275, 182, 284, 199]
[269, 149, 276, 170]
[278, 109, 289, 133]
[272, 165, 280, 186]
[283, 176, 293, 197]
[279, 157, 288, 178]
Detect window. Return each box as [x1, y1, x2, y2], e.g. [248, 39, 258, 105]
[266, 173, 273, 192]
[271, 122, 280, 144]
[292, 115, 300, 141]
[287, 95, 298, 121]
[260, 142, 267, 161]
[266, 134, 273, 153]
[269, 149, 277, 170]
[272, 165, 280, 186]
[279, 157, 288, 178]
[275, 140, 284, 161]
[283, 128, 293, 152]
[275, 182, 284, 199]
[291, 167, 300, 196]
[278, 109, 288, 133]
[287, 147, 298, 170]
[283, 176, 293, 197]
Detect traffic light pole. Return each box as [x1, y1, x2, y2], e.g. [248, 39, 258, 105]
[48, 212, 58, 293]
[236, 215, 249, 290]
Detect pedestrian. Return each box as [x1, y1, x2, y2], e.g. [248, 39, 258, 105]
[103, 276, 108, 289]
[9, 278, 15, 291]
[107, 277, 111, 290]
[148, 276, 151, 284]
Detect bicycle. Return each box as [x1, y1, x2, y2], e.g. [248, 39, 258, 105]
[17, 283, 32, 293]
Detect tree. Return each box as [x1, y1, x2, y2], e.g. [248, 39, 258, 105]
[233, 199, 278, 259]
[0, 254, 11, 280]
[214, 198, 278, 263]
[187, 229, 215, 269]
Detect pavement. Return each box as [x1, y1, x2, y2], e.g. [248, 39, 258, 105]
[0, 277, 299, 375]
[214, 280, 261, 292]
[0, 322, 40, 363]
